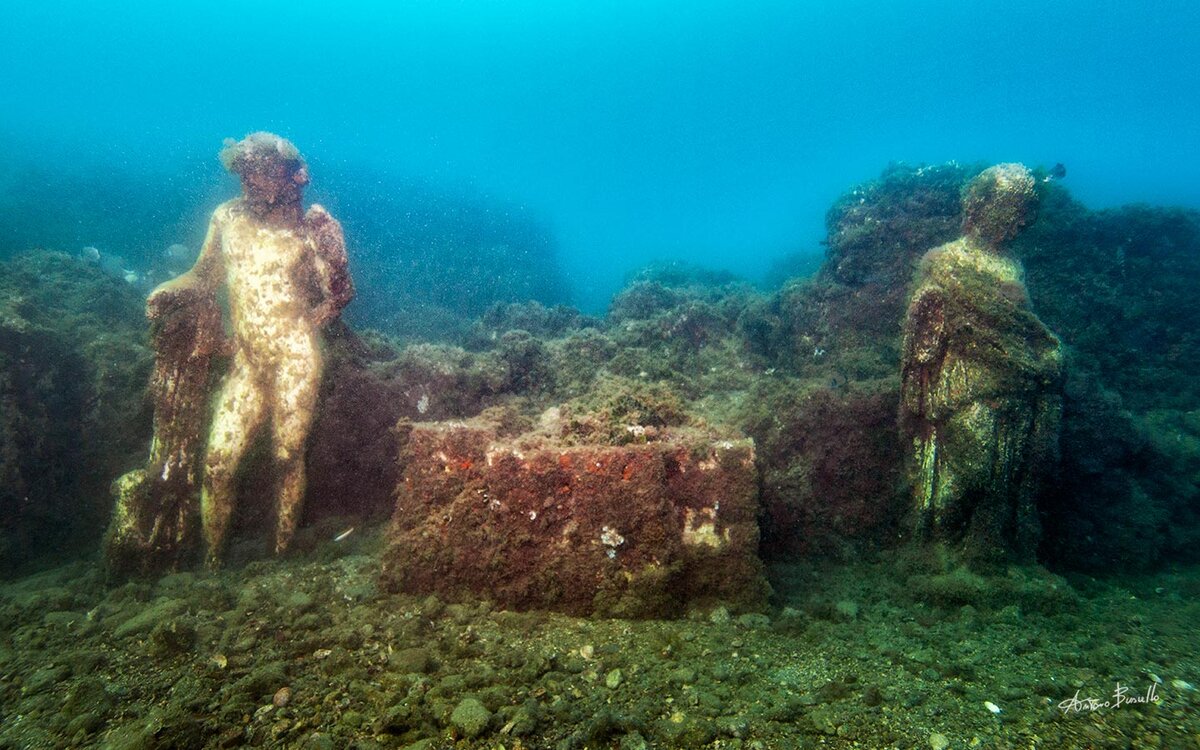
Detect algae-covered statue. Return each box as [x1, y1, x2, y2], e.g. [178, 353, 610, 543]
[105, 133, 353, 575]
[899, 164, 1063, 563]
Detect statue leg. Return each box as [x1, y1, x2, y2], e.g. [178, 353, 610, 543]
[270, 338, 322, 554]
[202, 354, 266, 567]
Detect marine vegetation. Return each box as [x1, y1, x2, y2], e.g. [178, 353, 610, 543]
[0, 252, 151, 576]
[1, 162, 1198, 748]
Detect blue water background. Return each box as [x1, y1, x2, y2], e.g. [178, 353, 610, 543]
[1, 0, 1197, 311]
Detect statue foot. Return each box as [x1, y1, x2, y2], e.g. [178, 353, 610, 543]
[204, 550, 223, 572]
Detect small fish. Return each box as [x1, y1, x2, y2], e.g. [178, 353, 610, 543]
[163, 243, 191, 261]
[1043, 163, 1067, 182]
[333, 526, 356, 542]
[80, 246, 101, 263]
[984, 700, 1002, 714]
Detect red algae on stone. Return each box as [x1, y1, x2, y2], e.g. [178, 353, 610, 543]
[381, 412, 768, 617]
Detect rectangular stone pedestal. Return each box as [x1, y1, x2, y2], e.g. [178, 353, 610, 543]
[380, 414, 767, 617]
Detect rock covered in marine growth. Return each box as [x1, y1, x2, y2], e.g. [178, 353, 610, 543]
[381, 411, 768, 617]
[0, 252, 151, 575]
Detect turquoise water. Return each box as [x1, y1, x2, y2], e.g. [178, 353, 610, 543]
[2, 4, 1200, 748]
[2, 1, 1198, 311]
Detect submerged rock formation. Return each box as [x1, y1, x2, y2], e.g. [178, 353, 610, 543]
[899, 164, 1064, 562]
[6, 159, 1199, 585]
[0, 252, 151, 575]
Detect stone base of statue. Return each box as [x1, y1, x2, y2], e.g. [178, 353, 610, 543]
[380, 411, 769, 618]
[103, 288, 224, 579]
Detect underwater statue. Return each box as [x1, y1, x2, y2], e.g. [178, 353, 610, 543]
[105, 132, 353, 574]
[899, 163, 1063, 563]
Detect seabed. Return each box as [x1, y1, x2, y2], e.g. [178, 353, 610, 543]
[1, 523, 1197, 749]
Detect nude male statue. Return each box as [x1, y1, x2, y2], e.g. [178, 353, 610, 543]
[148, 132, 353, 566]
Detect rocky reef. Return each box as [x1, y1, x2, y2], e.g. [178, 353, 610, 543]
[1015, 190, 1200, 570]
[5, 162, 1200, 593]
[2, 163, 1200, 748]
[362, 161, 1198, 576]
[0, 252, 152, 575]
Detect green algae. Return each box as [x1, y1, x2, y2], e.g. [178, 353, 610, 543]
[0, 251, 152, 575]
[2, 535, 1197, 748]
[1, 164, 1199, 750]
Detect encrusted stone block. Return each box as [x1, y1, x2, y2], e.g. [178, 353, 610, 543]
[381, 414, 768, 617]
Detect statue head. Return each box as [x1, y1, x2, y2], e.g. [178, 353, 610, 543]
[219, 132, 309, 211]
[961, 163, 1038, 249]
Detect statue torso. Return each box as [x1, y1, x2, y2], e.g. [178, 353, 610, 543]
[215, 202, 320, 359]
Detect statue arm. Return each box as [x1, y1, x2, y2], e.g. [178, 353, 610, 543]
[147, 211, 224, 321]
[305, 204, 355, 326]
[903, 287, 948, 365]
[900, 284, 948, 417]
